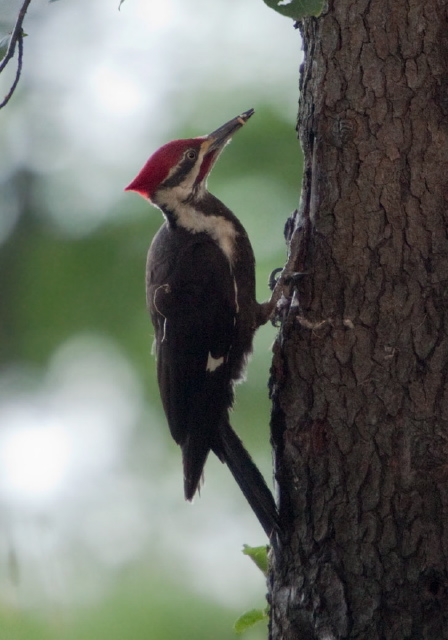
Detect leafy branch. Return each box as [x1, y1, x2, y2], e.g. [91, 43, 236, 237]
[0, 0, 33, 110]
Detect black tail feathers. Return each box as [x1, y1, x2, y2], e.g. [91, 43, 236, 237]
[212, 421, 280, 538]
[182, 433, 210, 501]
[182, 419, 280, 538]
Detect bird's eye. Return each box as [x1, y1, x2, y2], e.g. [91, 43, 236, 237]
[186, 149, 197, 160]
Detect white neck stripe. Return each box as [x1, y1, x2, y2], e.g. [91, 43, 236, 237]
[157, 189, 237, 263]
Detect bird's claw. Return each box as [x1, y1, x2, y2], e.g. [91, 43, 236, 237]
[268, 270, 308, 326]
[268, 267, 284, 292]
[271, 292, 290, 327]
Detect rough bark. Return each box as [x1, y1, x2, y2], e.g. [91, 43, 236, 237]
[269, 1, 448, 638]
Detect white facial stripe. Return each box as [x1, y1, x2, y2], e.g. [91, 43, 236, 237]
[172, 145, 209, 193]
[206, 354, 224, 372]
[181, 148, 204, 189]
[157, 189, 237, 262]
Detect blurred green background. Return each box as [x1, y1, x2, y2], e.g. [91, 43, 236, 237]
[0, 0, 302, 637]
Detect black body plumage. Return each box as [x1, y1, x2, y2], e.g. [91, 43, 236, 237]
[126, 110, 279, 537]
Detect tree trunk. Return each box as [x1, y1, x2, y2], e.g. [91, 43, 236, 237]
[269, 1, 448, 638]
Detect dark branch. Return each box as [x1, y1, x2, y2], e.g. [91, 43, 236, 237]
[0, 31, 24, 110]
[0, 0, 33, 110]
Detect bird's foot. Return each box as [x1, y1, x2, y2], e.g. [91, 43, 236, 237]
[268, 267, 283, 292]
[262, 268, 307, 326]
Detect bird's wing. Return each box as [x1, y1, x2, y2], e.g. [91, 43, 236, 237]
[147, 230, 237, 497]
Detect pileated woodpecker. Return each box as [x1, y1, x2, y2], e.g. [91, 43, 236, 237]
[125, 109, 279, 537]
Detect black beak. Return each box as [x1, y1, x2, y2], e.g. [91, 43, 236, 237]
[206, 108, 255, 151]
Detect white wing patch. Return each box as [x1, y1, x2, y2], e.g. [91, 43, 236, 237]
[206, 353, 224, 372]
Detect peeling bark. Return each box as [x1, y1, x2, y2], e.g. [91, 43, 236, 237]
[269, 1, 448, 638]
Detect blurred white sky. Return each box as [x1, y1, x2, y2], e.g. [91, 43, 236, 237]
[2, 0, 301, 235]
[0, 0, 301, 619]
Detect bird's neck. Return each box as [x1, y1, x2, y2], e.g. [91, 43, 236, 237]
[155, 189, 244, 265]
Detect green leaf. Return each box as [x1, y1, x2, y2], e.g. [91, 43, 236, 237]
[242, 544, 269, 576]
[262, 0, 324, 20]
[234, 608, 268, 634]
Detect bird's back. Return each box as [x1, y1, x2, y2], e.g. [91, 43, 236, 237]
[146, 222, 242, 497]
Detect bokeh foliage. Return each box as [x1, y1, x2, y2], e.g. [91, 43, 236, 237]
[0, 1, 302, 638]
[0, 105, 301, 640]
